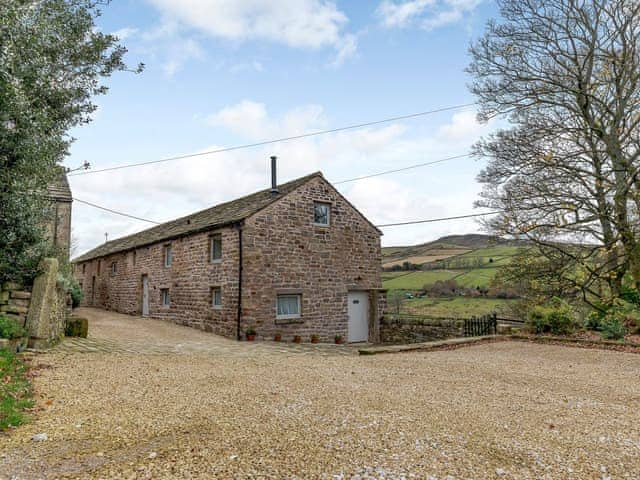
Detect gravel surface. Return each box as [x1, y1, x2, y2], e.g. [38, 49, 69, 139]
[1, 312, 640, 479]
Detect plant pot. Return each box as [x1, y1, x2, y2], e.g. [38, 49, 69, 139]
[310, 336, 320, 344]
[293, 335, 302, 344]
[274, 334, 282, 342]
[334, 337, 344, 345]
[246, 334, 256, 341]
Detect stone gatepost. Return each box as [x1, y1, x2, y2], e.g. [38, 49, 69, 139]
[25, 258, 67, 349]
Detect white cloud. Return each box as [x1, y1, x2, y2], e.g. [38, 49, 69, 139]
[112, 27, 139, 40]
[70, 101, 496, 255]
[376, 0, 483, 30]
[145, 0, 357, 65]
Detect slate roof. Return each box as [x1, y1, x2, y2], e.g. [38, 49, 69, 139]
[73, 172, 323, 263]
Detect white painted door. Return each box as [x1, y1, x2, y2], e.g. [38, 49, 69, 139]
[142, 275, 149, 316]
[347, 291, 369, 343]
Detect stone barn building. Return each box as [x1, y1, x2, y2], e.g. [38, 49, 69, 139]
[73, 171, 385, 343]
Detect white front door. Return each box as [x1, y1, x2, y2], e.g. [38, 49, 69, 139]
[142, 275, 149, 316]
[347, 291, 369, 343]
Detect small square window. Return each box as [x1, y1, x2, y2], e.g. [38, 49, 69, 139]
[211, 286, 222, 309]
[210, 234, 222, 262]
[276, 294, 301, 319]
[161, 288, 170, 307]
[163, 244, 172, 267]
[313, 202, 330, 226]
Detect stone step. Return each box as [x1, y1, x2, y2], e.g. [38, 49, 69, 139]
[10, 291, 31, 300]
[2, 282, 22, 291]
[0, 291, 9, 303]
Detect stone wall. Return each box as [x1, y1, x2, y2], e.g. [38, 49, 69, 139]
[380, 315, 464, 344]
[0, 283, 31, 327]
[1, 258, 69, 349]
[74, 175, 384, 342]
[75, 227, 240, 338]
[241, 175, 383, 342]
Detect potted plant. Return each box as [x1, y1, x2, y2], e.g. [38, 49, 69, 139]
[310, 333, 320, 344]
[274, 332, 282, 342]
[0, 315, 28, 353]
[292, 335, 302, 344]
[245, 327, 256, 341]
[334, 334, 344, 345]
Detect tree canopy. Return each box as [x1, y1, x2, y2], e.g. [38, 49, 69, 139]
[0, 0, 140, 284]
[469, 0, 640, 303]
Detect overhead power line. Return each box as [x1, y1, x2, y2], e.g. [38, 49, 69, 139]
[333, 153, 471, 185]
[74, 198, 161, 224]
[375, 212, 500, 228]
[72, 194, 498, 228]
[68, 102, 476, 176]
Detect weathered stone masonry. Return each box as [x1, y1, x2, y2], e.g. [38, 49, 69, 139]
[74, 173, 385, 342]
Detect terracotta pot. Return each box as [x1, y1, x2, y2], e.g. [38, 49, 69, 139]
[246, 334, 256, 341]
[334, 337, 344, 345]
[274, 334, 282, 342]
[293, 335, 302, 343]
[311, 336, 320, 344]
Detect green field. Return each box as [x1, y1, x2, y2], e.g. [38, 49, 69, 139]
[401, 297, 516, 318]
[383, 270, 459, 289]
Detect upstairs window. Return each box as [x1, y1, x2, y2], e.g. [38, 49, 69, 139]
[211, 286, 222, 309]
[161, 288, 170, 307]
[313, 202, 330, 226]
[82, 263, 86, 274]
[163, 244, 172, 267]
[97, 260, 101, 276]
[132, 250, 137, 266]
[210, 234, 222, 262]
[276, 294, 301, 319]
[111, 262, 117, 275]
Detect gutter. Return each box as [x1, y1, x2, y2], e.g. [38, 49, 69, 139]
[235, 222, 244, 341]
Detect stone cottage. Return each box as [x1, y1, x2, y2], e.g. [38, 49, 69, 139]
[73, 170, 385, 343]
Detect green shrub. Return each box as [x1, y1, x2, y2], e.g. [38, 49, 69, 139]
[620, 285, 640, 307]
[58, 271, 83, 308]
[527, 298, 579, 335]
[65, 316, 88, 338]
[0, 315, 27, 339]
[0, 348, 34, 430]
[601, 317, 626, 340]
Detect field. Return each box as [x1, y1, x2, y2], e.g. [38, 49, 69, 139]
[401, 297, 517, 317]
[382, 235, 524, 318]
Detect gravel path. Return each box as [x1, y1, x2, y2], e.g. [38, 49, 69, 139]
[1, 310, 640, 479]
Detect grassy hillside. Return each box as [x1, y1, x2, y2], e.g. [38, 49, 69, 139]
[382, 234, 524, 318]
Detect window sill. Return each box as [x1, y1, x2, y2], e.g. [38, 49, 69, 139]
[313, 223, 330, 228]
[212, 305, 222, 310]
[210, 259, 222, 264]
[275, 316, 303, 325]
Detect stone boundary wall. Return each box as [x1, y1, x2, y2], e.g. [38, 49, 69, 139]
[380, 314, 464, 344]
[1, 258, 69, 349]
[0, 283, 32, 327]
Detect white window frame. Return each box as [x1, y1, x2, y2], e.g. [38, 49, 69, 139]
[276, 294, 302, 319]
[211, 286, 222, 309]
[313, 202, 331, 226]
[210, 234, 222, 263]
[160, 288, 170, 308]
[163, 244, 172, 267]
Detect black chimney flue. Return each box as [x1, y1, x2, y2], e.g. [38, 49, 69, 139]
[270, 156, 278, 195]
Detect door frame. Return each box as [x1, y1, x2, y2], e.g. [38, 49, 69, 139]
[347, 290, 370, 343]
[141, 274, 149, 317]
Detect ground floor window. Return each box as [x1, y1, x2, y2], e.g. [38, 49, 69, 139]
[211, 286, 222, 309]
[160, 288, 170, 307]
[276, 294, 301, 319]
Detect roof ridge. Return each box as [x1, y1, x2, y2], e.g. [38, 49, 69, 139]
[73, 171, 323, 262]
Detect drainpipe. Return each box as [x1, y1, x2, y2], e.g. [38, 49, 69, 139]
[236, 222, 243, 341]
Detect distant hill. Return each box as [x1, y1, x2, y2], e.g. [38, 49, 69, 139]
[382, 234, 525, 268]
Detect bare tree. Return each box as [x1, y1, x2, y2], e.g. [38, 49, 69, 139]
[469, 0, 640, 303]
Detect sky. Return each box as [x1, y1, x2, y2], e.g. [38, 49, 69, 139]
[65, 0, 503, 257]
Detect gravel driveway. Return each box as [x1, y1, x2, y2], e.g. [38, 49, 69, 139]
[1, 309, 639, 479]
